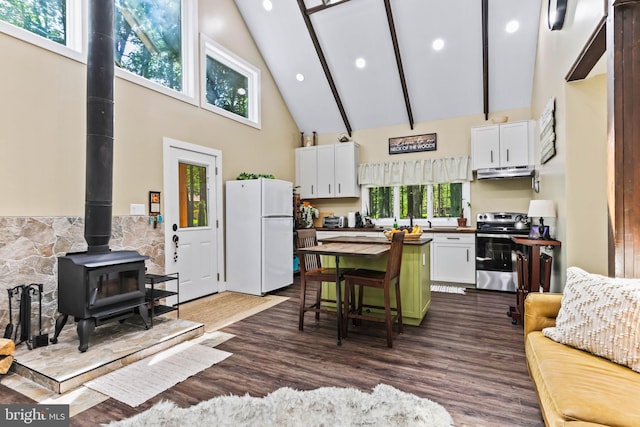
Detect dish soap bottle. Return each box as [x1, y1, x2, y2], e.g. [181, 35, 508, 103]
[393, 218, 398, 229]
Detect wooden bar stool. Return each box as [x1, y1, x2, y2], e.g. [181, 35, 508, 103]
[540, 253, 553, 292]
[509, 250, 529, 325]
[342, 232, 404, 348]
[296, 229, 354, 331]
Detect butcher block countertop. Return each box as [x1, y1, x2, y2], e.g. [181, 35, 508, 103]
[318, 235, 432, 246]
[315, 226, 476, 234]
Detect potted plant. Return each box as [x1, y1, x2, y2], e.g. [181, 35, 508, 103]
[457, 200, 471, 227]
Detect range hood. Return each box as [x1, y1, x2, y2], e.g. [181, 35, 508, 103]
[476, 166, 535, 180]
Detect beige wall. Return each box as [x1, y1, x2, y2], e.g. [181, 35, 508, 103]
[310, 107, 534, 222]
[565, 75, 607, 274]
[0, 0, 299, 217]
[530, 0, 608, 287]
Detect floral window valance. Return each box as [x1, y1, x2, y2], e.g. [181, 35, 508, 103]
[358, 156, 473, 186]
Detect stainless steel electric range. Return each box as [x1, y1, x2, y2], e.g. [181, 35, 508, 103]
[475, 212, 530, 292]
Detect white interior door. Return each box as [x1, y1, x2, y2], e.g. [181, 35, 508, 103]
[163, 138, 222, 302]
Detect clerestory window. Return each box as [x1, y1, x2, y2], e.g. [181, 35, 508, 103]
[0, 0, 84, 60]
[200, 35, 261, 129]
[0, 0, 197, 102]
[114, 0, 197, 102]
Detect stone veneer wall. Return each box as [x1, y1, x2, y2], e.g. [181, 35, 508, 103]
[0, 216, 165, 337]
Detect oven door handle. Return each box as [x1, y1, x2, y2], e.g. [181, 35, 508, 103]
[476, 233, 523, 239]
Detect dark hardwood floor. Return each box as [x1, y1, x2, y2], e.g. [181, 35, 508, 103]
[1, 279, 544, 427]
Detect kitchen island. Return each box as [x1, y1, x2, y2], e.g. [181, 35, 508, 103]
[318, 235, 432, 326]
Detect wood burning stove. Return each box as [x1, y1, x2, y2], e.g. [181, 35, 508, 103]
[52, 251, 150, 352]
[52, 0, 152, 352]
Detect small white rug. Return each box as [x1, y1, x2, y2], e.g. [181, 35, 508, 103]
[85, 341, 231, 407]
[431, 284, 466, 294]
[106, 383, 453, 427]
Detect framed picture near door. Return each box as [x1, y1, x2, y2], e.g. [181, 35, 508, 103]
[149, 191, 161, 216]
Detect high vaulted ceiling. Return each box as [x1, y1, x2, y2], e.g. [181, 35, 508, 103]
[234, 0, 541, 135]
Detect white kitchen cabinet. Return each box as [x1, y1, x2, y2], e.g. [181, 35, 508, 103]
[295, 146, 318, 199]
[472, 120, 533, 170]
[432, 233, 476, 284]
[316, 145, 335, 197]
[334, 142, 360, 197]
[295, 142, 360, 199]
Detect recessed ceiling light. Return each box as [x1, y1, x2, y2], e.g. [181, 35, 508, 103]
[262, 0, 273, 11]
[237, 88, 246, 95]
[506, 20, 520, 33]
[432, 38, 445, 51]
[296, 73, 305, 82]
[355, 57, 366, 69]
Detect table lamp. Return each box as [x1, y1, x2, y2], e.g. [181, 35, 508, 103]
[528, 200, 555, 239]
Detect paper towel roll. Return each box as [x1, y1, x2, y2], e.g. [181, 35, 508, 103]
[347, 212, 356, 228]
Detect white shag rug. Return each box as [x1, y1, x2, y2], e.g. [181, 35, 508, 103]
[105, 384, 454, 427]
[431, 284, 466, 294]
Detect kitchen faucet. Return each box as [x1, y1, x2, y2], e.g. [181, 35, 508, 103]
[427, 220, 432, 228]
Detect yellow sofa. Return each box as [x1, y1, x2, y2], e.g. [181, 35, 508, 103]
[524, 293, 640, 427]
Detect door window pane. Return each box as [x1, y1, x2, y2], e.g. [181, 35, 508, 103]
[178, 162, 208, 228]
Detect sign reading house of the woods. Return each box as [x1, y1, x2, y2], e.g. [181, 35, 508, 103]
[388, 133, 437, 154]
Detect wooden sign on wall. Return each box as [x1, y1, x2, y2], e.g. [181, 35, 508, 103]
[540, 98, 556, 164]
[389, 133, 437, 155]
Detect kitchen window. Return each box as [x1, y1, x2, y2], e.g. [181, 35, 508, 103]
[362, 182, 470, 226]
[200, 34, 261, 129]
[357, 156, 473, 226]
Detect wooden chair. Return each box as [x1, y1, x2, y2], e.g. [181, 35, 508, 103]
[342, 231, 405, 348]
[509, 250, 529, 325]
[540, 253, 553, 292]
[296, 229, 354, 331]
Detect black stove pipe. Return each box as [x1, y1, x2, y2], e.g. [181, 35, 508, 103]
[85, 0, 115, 254]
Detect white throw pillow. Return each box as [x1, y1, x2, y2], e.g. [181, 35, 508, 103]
[543, 266, 640, 372]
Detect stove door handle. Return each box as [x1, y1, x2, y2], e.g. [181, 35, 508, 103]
[477, 233, 522, 239]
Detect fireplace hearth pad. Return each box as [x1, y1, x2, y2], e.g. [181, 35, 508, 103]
[10, 316, 204, 394]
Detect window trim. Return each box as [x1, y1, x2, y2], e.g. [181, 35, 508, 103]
[361, 182, 471, 228]
[0, 0, 85, 63]
[200, 34, 261, 129]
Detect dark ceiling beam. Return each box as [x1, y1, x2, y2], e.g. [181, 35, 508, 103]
[307, 0, 352, 15]
[481, 0, 489, 120]
[297, 0, 353, 136]
[566, 16, 607, 81]
[384, 0, 414, 130]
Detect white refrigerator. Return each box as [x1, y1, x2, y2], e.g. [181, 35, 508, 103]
[226, 178, 293, 296]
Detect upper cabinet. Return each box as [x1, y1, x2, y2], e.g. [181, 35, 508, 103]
[295, 142, 360, 199]
[472, 120, 534, 170]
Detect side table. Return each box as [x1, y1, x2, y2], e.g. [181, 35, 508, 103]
[511, 237, 561, 292]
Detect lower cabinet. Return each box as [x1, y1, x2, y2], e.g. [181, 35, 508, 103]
[431, 233, 476, 284]
[321, 242, 431, 326]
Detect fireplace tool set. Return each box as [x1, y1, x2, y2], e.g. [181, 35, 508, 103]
[3, 284, 48, 350]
